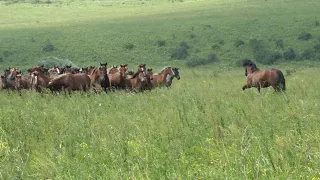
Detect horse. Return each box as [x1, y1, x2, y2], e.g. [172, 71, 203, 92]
[89, 63, 110, 93]
[151, 66, 175, 87]
[29, 71, 53, 93]
[60, 65, 77, 74]
[141, 68, 154, 90]
[242, 59, 286, 93]
[108, 64, 127, 90]
[2, 67, 18, 90]
[47, 73, 91, 95]
[15, 71, 30, 91]
[166, 67, 180, 87]
[125, 68, 147, 92]
[27, 65, 49, 75]
[107, 65, 119, 74]
[48, 65, 61, 78]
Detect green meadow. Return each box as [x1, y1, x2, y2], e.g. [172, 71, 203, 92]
[1, 0, 320, 179]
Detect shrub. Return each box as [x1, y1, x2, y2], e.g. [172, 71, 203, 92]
[185, 54, 219, 67]
[0, 57, 3, 63]
[300, 49, 315, 60]
[190, 34, 196, 39]
[179, 41, 190, 49]
[218, 40, 225, 45]
[123, 43, 135, 50]
[283, 48, 296, 60]
[211, 44, 220, 49]
[156, 40, 166, 47]
[234, 40, 244, 48]
[249, 39, 264, 53]
[171, 47, 188, 60]
[316, 21, 320, 26]
[314, 43, 320, 52]
[254, 50, 282, 65]
[275, 39, 284, 48]
[208, 54, 219, 63]
[298, 31, 312, 40]
[3, 51, 13, 58]
[42, 39, 56, 52]
[38, 56, 78, 68]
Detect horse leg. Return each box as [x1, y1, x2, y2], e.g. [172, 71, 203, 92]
[242, 84, 251, 90]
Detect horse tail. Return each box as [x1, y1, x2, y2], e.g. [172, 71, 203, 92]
[277, 70, 286, 92]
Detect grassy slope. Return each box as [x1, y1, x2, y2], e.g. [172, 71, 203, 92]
[0, 0, 319, 70]
[1, 0, 320, 179]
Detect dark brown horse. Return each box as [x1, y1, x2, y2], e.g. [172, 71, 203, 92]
[47, 73, 91, 94]
[166, 67, 180, 87]
[242, 60, 286, 93]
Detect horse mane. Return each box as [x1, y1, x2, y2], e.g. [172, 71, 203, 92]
[131, 71, 141, 79]
[156, 66, 171, 75]
[242, 59, 258, 72]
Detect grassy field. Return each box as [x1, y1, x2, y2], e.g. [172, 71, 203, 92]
[1, 0, 320, 179]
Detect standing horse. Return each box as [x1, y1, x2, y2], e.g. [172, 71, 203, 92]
[89, 63, 110, 93]
[108, 64, 128, 90]
[151, 66, 175, 87]
[242, 60, 286, 93]
[15, 71, 30, 91]
[30, 71, 53, 93]
[48, 65, 61, 78]
[125, 68, 147, 92]
[166, 67, 180, 87]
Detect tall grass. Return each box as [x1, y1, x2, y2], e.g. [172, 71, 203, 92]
[1, 68, 320, 179]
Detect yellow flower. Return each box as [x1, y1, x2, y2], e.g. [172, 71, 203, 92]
[80, 142, 88, 149]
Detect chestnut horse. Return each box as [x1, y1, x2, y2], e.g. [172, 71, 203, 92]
[242, 60, 286, 93]
[108, 64, 128, 90]
[89, 63, 110, 92]
[125, 68, 147, 92]
[15, 71, 30, 91]
[151, 66, 175, 87]
[48, 65, 61, 78]
[30, 71, 53, 93]
[47, 73, 91, 94]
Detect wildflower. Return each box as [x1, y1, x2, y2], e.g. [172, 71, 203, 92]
[80, 142, 88, 149]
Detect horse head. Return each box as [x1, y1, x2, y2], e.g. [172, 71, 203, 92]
[243, 59, 257, 76]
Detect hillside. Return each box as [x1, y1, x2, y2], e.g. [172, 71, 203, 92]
[0, 0, 319, 70]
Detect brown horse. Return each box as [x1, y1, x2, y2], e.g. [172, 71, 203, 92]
[2, 67, 18, 90]
[30, 71, 53, 93]
[15, 71, 30, 90]
[108, 64, 128, 90]
[89, 63, 110, 92]
[107, 65, 119, 74]
[47, 73, 91, 94]
[125, 68, 147, 92]
[151, 66, 175, 87]
[48, 65, 61, 78]
[242, 60, 286, 93]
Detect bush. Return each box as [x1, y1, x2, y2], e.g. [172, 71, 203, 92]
[218, 40, 225, 45]
[3, 51, 13, 58]
[123, 43, 135, 50]
[179, 41, 190, 49]
[189, 34, 196, 39]
[249, 39, 264, 53]
[316, 21, 320, 26]
[275, 39, 284, 48]
[171, 47, 189, 60]
[283, 48, 296, 60]
[300, 49, 315, 60]
[0, 57, 3, 63]
[211, 44, 220, 49]
[156, 40, 166, 47]
[298, 31, 312, 40]
[185, 54, 219, 67]
[42, 39, 56, 52]
[254, 50, 282, 65]
[38, 56, 78, 68]
[314, 43, 320, 52]
[234, 40, 244, 48]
